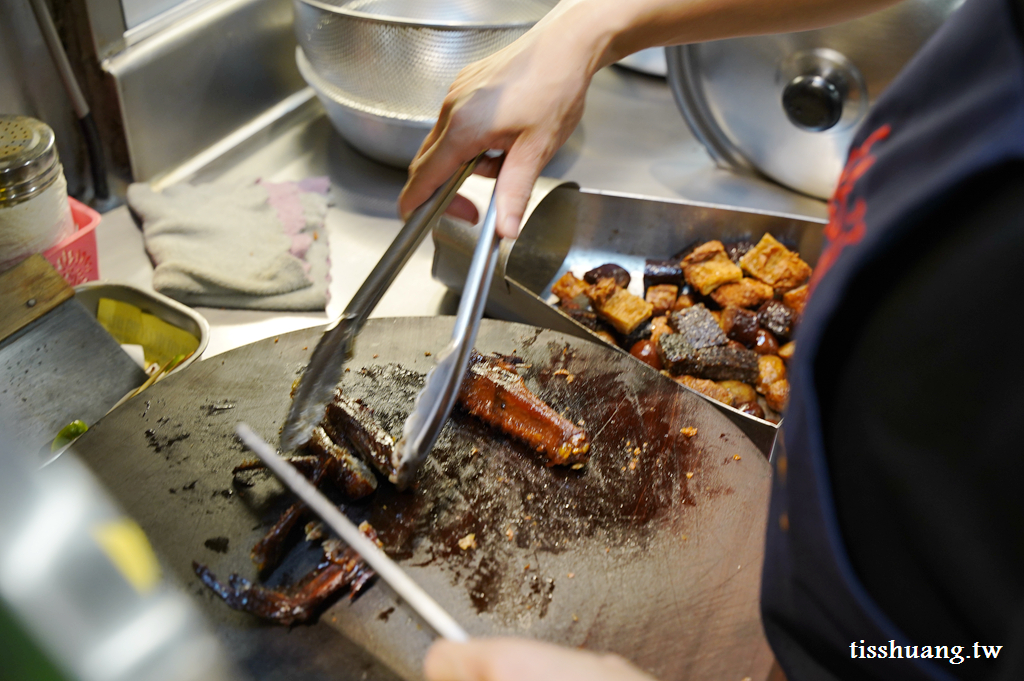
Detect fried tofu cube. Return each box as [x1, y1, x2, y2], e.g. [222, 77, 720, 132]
[710, 278, 774, 309]
[682, 240, 743, 295]
[782, 284, 810, 317]
[552, 271, 589, 304]
[585, 278, 653, 335]
[738, 233, 812, 290]
[673, 293, 695, 311]
[673, 375, 735, 407]
[645, 284, 679, 316]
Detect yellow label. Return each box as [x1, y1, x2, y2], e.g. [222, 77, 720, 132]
[90, 518, 161, 594]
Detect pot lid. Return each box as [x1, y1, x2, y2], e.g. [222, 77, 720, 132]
[666, 0, 961, 199]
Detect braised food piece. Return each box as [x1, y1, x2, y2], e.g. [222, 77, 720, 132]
[765, 379, 791, 412]
[672, 293, 695, 311]
[250, 501, 309, 574]
[645, 284, 679, 316]
[305, 426, 378, 499]
[630, 339, 663, 370]
[725, 240, 756, 263]
[644, 259, 684, 289]
[721, 306, 759, 347]
[718, 380, 758, 405]
[757, 300, 796, 340]
[735, 401, 766, 419]
[593, 330, 617, 345]
[778, 341, 796, 362]
[325, 393, 397, 481]
[668, 304, 728, 349]
[649, 315, 673, 344]
[753, 328, 780, 355]
[757, 355, 787, 394]
[620, 318, 653, 350]
[658, 333, 758, 382]
[562, 308, 617, 338]
[710, 278, 774, 309]
[458, 353, 590, 466]
[583, 263, 630, 289]
[738, 233, 812, 290]
[194, 522, 380, 626]
[682, 240, 743, 295]
[672, 375, 735, 406]
[551, 272, 589, 305]
[585, 278, 653, 335]
[685, 346, 759, 383]
[782, 284, 810, 317]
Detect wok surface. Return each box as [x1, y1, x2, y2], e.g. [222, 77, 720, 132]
[73, 317, 773, 681]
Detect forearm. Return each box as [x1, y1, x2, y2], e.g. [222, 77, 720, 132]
[542, 0, 904, 74]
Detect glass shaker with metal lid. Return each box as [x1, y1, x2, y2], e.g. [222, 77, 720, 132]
[0, 115, 74, 272]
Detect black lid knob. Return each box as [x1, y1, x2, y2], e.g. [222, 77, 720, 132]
[782, 75, 843, 132]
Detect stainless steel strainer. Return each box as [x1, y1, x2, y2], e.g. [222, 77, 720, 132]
[294, 0, 557, 121]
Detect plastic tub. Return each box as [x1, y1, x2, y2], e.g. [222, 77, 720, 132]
[43, 197, 100, 286]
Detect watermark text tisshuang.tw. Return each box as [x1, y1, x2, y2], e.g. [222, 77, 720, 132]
[851, 640, 1003, 665]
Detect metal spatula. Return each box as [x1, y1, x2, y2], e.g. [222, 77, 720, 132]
[392, 187, 500, 488]
[280, 158, 481, 451]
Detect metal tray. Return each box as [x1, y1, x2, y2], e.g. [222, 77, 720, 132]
[74, 281, 211, 373]
[433, 180, 826, 456]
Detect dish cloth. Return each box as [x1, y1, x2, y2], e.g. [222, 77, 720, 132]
[127, 177, 331, 311]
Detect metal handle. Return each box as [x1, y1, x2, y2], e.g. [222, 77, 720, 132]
[337, 157, 481, 331]
[393, 185, 501, 488]
[782, 74, 845, 132]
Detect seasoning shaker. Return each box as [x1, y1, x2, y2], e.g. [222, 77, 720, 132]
[0, 115, 75, 273]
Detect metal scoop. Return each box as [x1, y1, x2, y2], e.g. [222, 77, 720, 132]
[280, 158, 481, 451]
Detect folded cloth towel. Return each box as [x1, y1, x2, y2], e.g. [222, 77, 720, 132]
[127, 177, 331, 311]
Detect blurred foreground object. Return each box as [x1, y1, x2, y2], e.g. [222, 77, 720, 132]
[0, 421, 239, 681]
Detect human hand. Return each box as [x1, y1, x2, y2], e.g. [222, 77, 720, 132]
[423, 637, 658, 681]
[398, 1, 606, 239]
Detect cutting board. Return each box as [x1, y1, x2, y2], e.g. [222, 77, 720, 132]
[71, 318, 774, 681]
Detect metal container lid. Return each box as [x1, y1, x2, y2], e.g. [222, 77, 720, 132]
[0, 116, 62, 207]
[666, 0, 960, 199]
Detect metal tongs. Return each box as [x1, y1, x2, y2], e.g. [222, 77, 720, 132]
[281, 155, 501, 489]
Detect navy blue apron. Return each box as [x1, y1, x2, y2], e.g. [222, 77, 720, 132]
[760, 0, 1024, 678]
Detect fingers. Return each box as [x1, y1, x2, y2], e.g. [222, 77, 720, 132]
[491, 136, 550, 238]
[423, 638, 659, 681]
[443, 193, 480, 224]
[423, 640, 482, 681]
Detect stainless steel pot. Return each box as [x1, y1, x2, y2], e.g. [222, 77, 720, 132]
[666, 0, 962, 199]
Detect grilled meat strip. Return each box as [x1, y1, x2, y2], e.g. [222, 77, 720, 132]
[325, 393, 397, 481]
[250, 501, 309, 574]
[305, 426, 378, 499]
[458, 353, 590, 466]
[194, 523, 380, 626]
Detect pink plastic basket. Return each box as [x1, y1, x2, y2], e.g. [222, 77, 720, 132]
[43, 197, 100, 286]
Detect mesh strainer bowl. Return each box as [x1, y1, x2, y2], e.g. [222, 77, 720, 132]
[294, 0, 555, 164]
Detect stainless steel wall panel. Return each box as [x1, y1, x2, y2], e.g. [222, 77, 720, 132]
[103, 0, 304, 181]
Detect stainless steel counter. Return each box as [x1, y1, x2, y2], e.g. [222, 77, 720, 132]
[95, 64, 828, 358]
